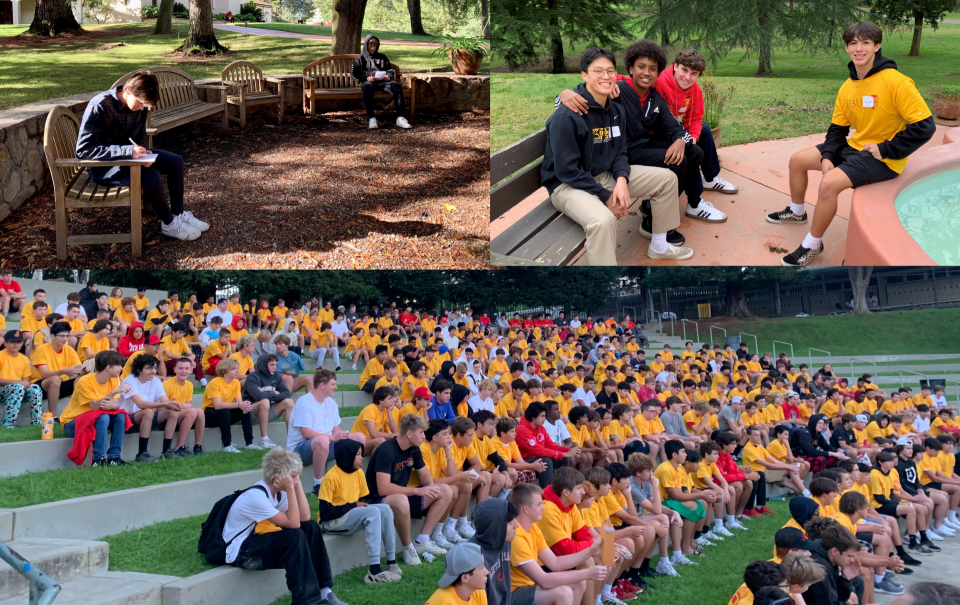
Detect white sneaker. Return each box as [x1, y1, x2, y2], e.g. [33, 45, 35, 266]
[647, 243, 694, 261]
[726, 519, 748, 531]
[223, 443, 242, 453]
[245, 442, 264, 451]
[601, 593, 627, 605]
[456, 521, 476, 539]
[178, 210, 210, 232]
[260, 437, 278, 449]
[368, 118, 378, 129]
[414, 539, 447, 556]
[655, 558, 680, 577]
[435, 531, 458, 548]
[704, 530, 723, 541]
[937, 524, 956, 537]
[703, 175, 739, 193]
[396, 116, 412, 129]
[714, 524, 734, 537]
[943, 517, 960, 530]
[161, 214, 201, 241]
[686, 200, 727, 223]
[672, 553, 696, 565]
[402, 545, 421, 566]
[927, 529, 944, 541]
[694, 536, 712, 547]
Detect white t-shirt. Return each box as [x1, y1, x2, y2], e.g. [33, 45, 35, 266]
[915, 416, 931, 433]
[119, 374, 166, 414]
[569, 320, 581, 329]
[286, 392, 341, 450]
[222, 481, 287, 564]
[933, 394, 948, 409]
[206, 309, 233, 329]
[468, 395, 494, 414]
[330, 320, 350, 339]
[544, 418, 570, 447]
[56, 303, 87, 320]
[574, 387, 596, 408]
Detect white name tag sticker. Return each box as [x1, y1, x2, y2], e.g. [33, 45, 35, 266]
[679, 106, 687, 113]
[863, 95, 874, 108]
[611, 126, 621, 137]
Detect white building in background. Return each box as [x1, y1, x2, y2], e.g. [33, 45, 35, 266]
[1, 0, 270, 25]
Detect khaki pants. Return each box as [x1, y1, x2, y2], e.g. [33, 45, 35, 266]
[550, 165, 678, 265]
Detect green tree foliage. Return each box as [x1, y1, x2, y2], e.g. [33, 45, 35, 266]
[642, 0, 860, 75]
[870, 0, 954, 56]
[492, 0, 641, 73]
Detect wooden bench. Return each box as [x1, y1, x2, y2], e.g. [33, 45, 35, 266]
[42, 106, 143, 260]
[301, 55, 415, 119]
[490, 128, 586, 265]
[221, 60, 285, 129]
[112, 67, 228, 147]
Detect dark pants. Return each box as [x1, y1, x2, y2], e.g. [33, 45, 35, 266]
[629, 140, 705, 206]
[623, 440, 649, 457]
[696, 124, 721, 182]
[361, 380, 376, 394]
[204, 407, 253, 447]
[360, 81, 405, 119]
[164, 358, 204, 381]
[233, 521, 333, 605]
[746, 470, 767, 509]
[87, 148, 184, 225]
[524, 456, 566, 489]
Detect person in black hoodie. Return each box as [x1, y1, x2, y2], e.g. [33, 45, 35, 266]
[557, 39, 728, 233]
[244, 354, 294, 437]
[351, 35, 412, 130]
[541, 47, 691, 266]
[768, 21, 936, 267]
[792, 414, 849, 473]
[470, 498, 518, 605]
[800, 521, 861, 605]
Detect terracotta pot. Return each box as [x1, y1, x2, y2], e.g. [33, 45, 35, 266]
[712, 124, 722, 147]
[933, 95, 960, 121]
[449, 49, 484, 76]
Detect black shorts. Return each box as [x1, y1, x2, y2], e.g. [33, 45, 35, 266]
[39, 377, 75, 401]
[877, 500, 900, 517]
[856, 531, 875, 549]
[369, 494, 425, 519]
[926, 481, 942, 491]
[815, 143, 898, 189]
[511, 585, 538, 605]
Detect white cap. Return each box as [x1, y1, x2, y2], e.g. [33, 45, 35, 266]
[896, 437, 913, 446]
[731, 396, 743, 403]
[856, 414, 869, 423]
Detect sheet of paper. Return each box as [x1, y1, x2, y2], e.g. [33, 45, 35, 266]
[375, 70, 387, 80]
[130, 154, 158, 163]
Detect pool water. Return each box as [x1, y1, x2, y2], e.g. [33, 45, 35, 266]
[894, 168, 960, 265]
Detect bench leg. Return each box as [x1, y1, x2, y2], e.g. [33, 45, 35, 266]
[221, 108, 228, 134]
[130, 166, 142, 258]
[55, 191, 68, 260]
[239, 103, 246, 130]
[411, 84, 416, 119]
[278, 84, 285, 125]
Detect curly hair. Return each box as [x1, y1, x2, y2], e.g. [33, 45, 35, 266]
[624, 39, 667, 74]
[673, 49, 706, 73]
[132, 353, 160, 377]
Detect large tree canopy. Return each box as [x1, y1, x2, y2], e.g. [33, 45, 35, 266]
[871, 0, 954, 56]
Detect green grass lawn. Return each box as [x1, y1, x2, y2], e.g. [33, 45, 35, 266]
[238, 22, 439, 44]
[0, 448, 267, 508]
[691, 307, 960, 357]
[0, 23, 449, 110]
[0, 423, 65, 444]
[491, 23, 960, 151]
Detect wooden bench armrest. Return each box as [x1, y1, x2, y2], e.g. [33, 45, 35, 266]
[54, 158, 147, 168]
[196, 84, 229, 90]
[146, 127, 159, 135]
[264, 77, 286, 84]
[222, 80, 249, 89]
[302, 75, 316, 83]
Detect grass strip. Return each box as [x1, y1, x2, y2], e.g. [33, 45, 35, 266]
[0, 424, 66, 444]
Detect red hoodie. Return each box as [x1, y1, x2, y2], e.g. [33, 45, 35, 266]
[540, 486, 594, 555]
[717, 450, 746, 482]
[118, 322, 145, 357]
[516, 417, 568, 460]
[655, 64, 705, 140]
[230, 315, 246, 344]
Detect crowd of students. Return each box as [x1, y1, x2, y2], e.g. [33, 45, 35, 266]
[543, 21, 934, 267]
[3, 278, 958, 605]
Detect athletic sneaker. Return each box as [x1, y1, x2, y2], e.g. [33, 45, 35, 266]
[900, 551, 922, 565]
[639, 217, 686, 245]
[907, 541, 934, 556]
[135, 452, 158, 464]
[414, 539, 447, 556]
[655, 558, 680, 577]
[335, 366, 342, 372]
[686, 200, 727, 223]
[174, 446, 193, 457]
[91, 457, 109, 467]
[193, 445, 204, 456]
[260, 436, 278, 449]
[714, 524, 734, 537]
[926, 529, 944, 541]
[441, 530, 466, 545]
[874, 576, 905, 595]
[402, 546, 421, 565]
[364, 570, 402, 583]
[396, 117, 412, 129]
[601, 592, 627, 605]
[456, 521, 476, 539]
[766, 207, 808, 224]
[935, 524, 956, 537]
[647, 243, 695, 262]
[757, 506, 776, 515]
[638, 198, 651, 216]
[725, 519, 748, 531]
[742, 509, 761, 517]
[781, 242, 824, 267]
[694, 536, 713, 547]
[223, 444, 242, 453]
[178, 210, 210, 232]
[246, 442, 265, 451]
[943, 517, 960, 530]
[618, 579, 643, 593]
[671, 553, 696, 565]
[386, 563, 403, 576]
[161, 214, 201, 241]
[161, 449, 179, 460]
[107, 458, 128, 466]
[613, 585, 637, 601]
[702, 175, 738, 193]
[923, 539, 941, 551]
[704, 530, 723, 541]
[369, 118, 378, 129]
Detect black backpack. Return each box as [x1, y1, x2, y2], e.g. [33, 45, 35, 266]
[198, 485, 269, 565]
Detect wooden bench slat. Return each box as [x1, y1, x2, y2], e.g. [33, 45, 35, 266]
[490, 197, 560, 256]
[491, 129, 548, 185]
[510, 214, 586, 266]
[490, 161, 543, 221]
[65, 233, 134, 245]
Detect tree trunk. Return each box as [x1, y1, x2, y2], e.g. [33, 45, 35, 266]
[406, 0, 426, 36]
[28, 0, 82, 36]
[479, 0, 489, 39]
[756, 0, 772, 75]
[909, 10, 923, 56]
[154, 0, 173, 34]
[331, 0, 367, 54]
[658, 0, 668, 45]
[548, 0, 564, 74]
[773, 282, 781, 317]
[726, 285, 752, 318]
[178, 0, 228, 52]
[849, 267, 873, 315]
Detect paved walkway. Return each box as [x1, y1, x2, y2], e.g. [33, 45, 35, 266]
[490, 126, 952, 266]
[212, 24, 444, 47]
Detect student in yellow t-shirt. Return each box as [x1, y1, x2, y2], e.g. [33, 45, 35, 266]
[227, 335, 256, 387]
[358, 345, 389, 393]
[32, 322, 84, 419]
[351, 385, 399, 455]
[201, 358, 264, 452]
[653, 441, 708, 559]
[425, 542, 488, 605]
[59, 350, 129, 464]
[201, 329, 232, 376]
[493, 418, 545, 486]
[162, 356, 205, 457]
[77, 319, 113, 370]
[742, 426, 808, 498]
[0, 331, 44, 427]
[133, 290, 150, 317]
[144, 300, 171, 338]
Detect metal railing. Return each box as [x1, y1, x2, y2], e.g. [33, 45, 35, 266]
[0, 540, 60, 605]
[850, 357, 878, 381]
[709, 325, 727, 348]
[808, 348, 831, 366]
[773, 340, 794, 364]
[622, 306, 637, 325]
[681, 319, 699, 345]
[899, 369, 930, 388]
[645, 309, 662, 336]
[739, 332, 758, 356]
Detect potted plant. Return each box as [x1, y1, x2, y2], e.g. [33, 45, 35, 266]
[431, 35, 489, 75]
[700, 76, 736, 147]
[931, 85, 960, 121]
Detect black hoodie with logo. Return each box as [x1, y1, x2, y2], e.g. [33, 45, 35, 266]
[541, 89, 631, 203]
[469, 499, 511, 605]
[351, 35, 394, 83]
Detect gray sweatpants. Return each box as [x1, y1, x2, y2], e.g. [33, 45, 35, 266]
[320, 503, 396, 565]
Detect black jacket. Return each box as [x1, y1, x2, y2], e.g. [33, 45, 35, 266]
[541, 89, 631, 203]
[897, 456, 921, 496]
[243, 355, 291, 405]
[802, 539, 854, 605]
[351, 35, 393, 83]
[821, 53, 936, 164]
[792, 414, 834, 458]
[470, 499, 512, 605]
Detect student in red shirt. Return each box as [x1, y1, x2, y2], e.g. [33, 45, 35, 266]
[516, 402, 579, 489]
[0, 270, 26, 316]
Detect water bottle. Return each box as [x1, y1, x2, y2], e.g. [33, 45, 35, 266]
[42, 413, 54, 440]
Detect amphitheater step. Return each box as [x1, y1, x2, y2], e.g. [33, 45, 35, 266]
[0, 571, 179, 605]
[0, 538, 108, 600]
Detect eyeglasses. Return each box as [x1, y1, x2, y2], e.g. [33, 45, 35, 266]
[588, 68, 617, 76]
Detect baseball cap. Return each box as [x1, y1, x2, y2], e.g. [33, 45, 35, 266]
[856, 414, 869, 423]
[4, 330, 23, 342]
[439, 345, 450, 354]
[897, 437, 913, 446]
[414, 387, 432, 400]
[731, 396, 742, 403]
[147, 335, 162, 344]
[438, 542, 483, 588]
[785, 390, 799, 398]
[774, 527, 807, 550]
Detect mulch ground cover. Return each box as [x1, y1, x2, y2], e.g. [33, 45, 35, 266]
[0, 109, 490, 269]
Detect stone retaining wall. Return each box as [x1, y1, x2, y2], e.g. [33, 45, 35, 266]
[0, 73, 488, 222]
